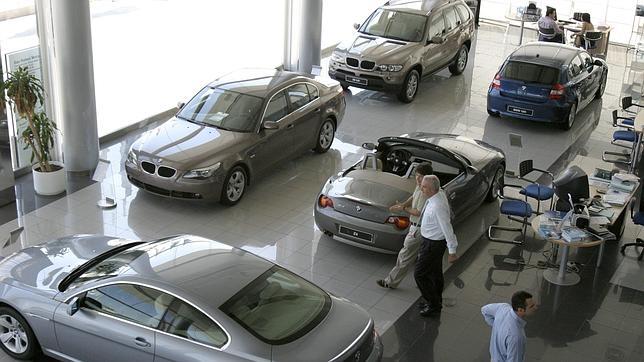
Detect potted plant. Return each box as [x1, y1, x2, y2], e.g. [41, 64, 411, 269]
[1, 66, 65, 195]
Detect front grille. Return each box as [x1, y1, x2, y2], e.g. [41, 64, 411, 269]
[157, 166, 176, 178]
[346, 57, 359, 67]
[360, 60, 375, 70]
[343, 327, 375, 362]
[141, 161, 156, 174]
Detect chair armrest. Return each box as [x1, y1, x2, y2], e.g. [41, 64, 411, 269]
[498, 183, 528, 201]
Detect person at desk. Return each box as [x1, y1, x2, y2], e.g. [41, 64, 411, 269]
[538, 7, 564, 43]
[573, 13, 594, 48]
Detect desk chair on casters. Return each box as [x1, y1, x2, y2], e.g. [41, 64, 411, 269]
[620, 200, 644, 261]
[602, 110, 638, 167]
[584, 31, 603, 52]
[538, 26, 556, 42]
[518, 160, 555, 215]
[622, 96, 644, 116]
[488, 184, 532, 245]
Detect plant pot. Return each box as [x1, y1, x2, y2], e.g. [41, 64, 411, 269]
[32, 161, 66, 196]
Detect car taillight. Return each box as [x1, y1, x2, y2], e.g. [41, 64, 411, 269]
[490, 73, 501, 90]
[387, 216, 410, 230]
[549, 83, 565, 100]
[318, 195, 334, 208]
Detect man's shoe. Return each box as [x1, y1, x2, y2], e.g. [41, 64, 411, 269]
[419, 305, 442, 317]
[376, 279, 393, 289]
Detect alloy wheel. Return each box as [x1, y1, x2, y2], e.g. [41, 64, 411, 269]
[406, 73, 418, 99]
[226, 170, 246, 202]
[457, 48, 467, 72]
[493, 167, 504, 197]
[319, 121, 334, 150]
[567, 104, 577, 129]
[0, 315, 28, 355]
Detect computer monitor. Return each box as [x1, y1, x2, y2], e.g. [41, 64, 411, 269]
[553, 166, 589, 211]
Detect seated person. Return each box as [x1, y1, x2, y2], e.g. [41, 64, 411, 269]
[538, 7, 564, 43]
[573, 13, 594, 48]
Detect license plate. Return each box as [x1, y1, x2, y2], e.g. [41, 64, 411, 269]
[339, 225, 373, 242]
[507, 105, 534, 116]
[346, 76, 368, 85]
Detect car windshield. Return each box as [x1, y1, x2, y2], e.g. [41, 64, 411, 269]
[360, 9, 427, 42]
[65, 248, 148, 290]
[177, 87, 264, 132]
[502, 61, 560, 85]
[220, 265, 331, 345]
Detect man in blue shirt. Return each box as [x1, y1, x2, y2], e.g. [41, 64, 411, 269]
[481, 291, 537, 362]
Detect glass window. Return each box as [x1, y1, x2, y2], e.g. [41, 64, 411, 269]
[287, 84, 310, 110]
[83, 284, 170, 328]
[263, 92, 289, 122]
[161, 299, 227, 348]
[428, 13, 446, 39]
[220, 266, 331, 345]
[502, 61, 560, 85]
[455, 4, 471, 22]
[578, 52, 592, 68]
[306, 84, 319, 100]
[177, 87, 264, 132]
[444, 7, 459, 30]
[569, 56, 583, 77]
[360, 9, 427, 42]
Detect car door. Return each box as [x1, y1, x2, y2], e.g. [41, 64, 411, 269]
[566, 55, 586, 108]
[442, 6, 461, 63]
[154, 297, 259, 361]
[53, 283, 162, 362]
[578, 51, 599, 107]
[286, 83, 322, 151]
[248, 91, 293, 173]
[422, 11, 448, 73]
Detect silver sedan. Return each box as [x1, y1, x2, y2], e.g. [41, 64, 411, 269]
[0, 235, 382, 361]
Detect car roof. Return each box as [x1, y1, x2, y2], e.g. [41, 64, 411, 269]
[509, 42, 580, 67]
[381, 0, 454, 16]
[208, 68, 313, 98]
[118, 235, 274, 307]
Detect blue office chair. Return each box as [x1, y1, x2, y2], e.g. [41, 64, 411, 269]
[621, 200, 644, 261]
[603, 110, 638, 167]
[518, 160, 555, 215]
[488, 184, 532, 245]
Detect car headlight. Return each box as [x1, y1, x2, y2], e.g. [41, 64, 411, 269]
[331, 51, 344, 63]
[378, 64, 403, 72]
[126, 150, 138, 166]
[183, 162, 221, 179]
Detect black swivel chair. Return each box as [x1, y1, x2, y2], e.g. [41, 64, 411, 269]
[622, 96, 644, 116]
[620, 200, 644, 261]
[584, 31, 603, 51]
[538, 26, 556, 42]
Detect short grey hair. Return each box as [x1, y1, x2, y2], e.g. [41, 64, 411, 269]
[423, 175, 440, 191]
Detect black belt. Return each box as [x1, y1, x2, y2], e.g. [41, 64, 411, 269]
[411, 222, 420, 227]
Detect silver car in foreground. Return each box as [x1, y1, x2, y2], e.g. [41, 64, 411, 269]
[0, 235, 382, 361]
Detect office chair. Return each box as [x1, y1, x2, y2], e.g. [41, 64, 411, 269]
[602, 110, 638, 167]
[622, 96, 644, 115]
[620, 199, 644, 261]
[518, 160, 555, 215]
[538, 26, 556, 42]
[488, 184, 532, 245]
[584, 31, 602, 51]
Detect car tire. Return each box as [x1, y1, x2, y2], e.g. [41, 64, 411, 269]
[397, 69, 420, 103]
[485, 165, 505, 202]
[220, 166, 247, 206]
[449, 45, 469, 75]
[487, 109, 499, 117]
[314, 119, 335, 153]
[595, 70, 607, 99]
[561, 103, 577, 130]
[0, 307, 41, 360]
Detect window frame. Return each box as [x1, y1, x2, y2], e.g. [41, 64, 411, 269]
[286, 83, 312, 111]
[427, 11, 447, 41]
[65, 281, 231, 351]
[258, 81, 321, 128]
[569, 55, 584, 78]
[443, 6, 460, 32]
[455, 4, 471, 23]
[159, 297, 229, 349]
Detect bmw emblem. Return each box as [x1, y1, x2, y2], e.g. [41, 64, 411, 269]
[521, 86, 527, 90]
[356, 205, 362, 212]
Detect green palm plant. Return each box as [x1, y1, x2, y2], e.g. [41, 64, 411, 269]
[1, 66, 58, 172]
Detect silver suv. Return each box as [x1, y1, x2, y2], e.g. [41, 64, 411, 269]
[329, 0, 475, 102]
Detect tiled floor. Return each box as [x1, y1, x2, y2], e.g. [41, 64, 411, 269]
[1, 24, 644, 361]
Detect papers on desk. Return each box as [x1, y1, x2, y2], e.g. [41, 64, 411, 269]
[561, 226, 588, 242]
[589, 216, 611, 225]
[603, 188, 630, 206]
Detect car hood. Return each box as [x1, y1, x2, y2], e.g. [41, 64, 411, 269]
[337, 34, 415, 62]
[271, 295, 374, 361]
[0, 235, 133, 296]
[131, 117, 249, 169]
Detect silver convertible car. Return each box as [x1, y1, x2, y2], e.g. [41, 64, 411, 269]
[125, 69, 345, 205]
[0, 235, 382, 361]
[315, 133, 505, 253]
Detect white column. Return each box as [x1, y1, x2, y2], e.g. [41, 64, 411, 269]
[289, 0, 323, 74]
[35, 0, 99, 173]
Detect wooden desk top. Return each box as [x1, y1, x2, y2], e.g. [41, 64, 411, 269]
[588, 183, 637, 224]
[635, 111, 644, 130]
[531, 216, 604, 248]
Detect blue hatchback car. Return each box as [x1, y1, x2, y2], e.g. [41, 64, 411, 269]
[487, 42, 608, 130]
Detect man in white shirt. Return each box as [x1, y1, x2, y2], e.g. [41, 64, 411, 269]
[415, 175, 458, 317]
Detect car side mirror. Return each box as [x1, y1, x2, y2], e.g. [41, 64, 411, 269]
[466, 165, 479, 174]
[263, 121, 279, 130]
[176, 102, 185, 109]
[67, 296, 82, 316]
[362, 142, 376, 150]
[593, 59, 603, 66]
[353, 23, 361, 30]
[429, 36, 444, 44]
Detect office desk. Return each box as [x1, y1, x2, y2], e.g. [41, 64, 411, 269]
[589, 182, 639, 240]
[532, 216, 604, 286]
[633, 112, 644, 173]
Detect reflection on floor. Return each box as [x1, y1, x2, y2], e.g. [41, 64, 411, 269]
[1, 24, 644, 362]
